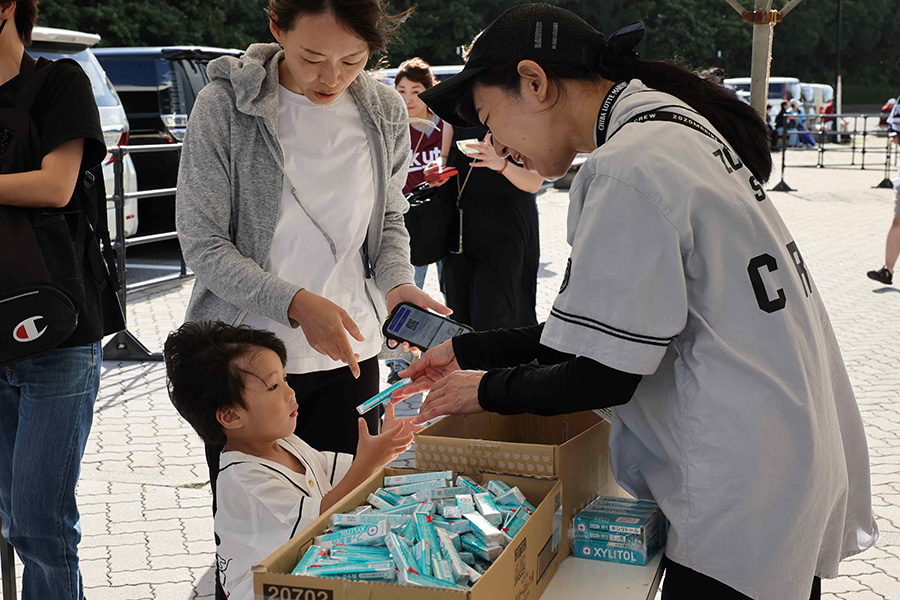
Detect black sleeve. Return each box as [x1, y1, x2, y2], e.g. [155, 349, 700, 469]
[452, 323, 574, 370]
[36, 60, 106, 170]
[477, 356, 642, 416]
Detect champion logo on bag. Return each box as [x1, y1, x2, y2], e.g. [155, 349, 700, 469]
[13, 316, 46, 343]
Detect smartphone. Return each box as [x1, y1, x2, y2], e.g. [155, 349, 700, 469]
[383, 302, 473, 351]
[456, 138, 482, 155]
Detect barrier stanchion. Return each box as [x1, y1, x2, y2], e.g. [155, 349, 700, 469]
[0, 519, 15, 600]
[875, 133, 895, 189]
[102, 147, 163, 362]
[850, 115, 858, 166]
[816, 114, 825, 168]
[771, 124, 795, 192]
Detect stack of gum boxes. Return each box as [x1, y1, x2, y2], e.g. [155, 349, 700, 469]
[290, 470, 536, 589]
[571, 496, 666, 566]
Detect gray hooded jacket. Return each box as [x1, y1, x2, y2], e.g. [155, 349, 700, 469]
[176, 43, 414, 329]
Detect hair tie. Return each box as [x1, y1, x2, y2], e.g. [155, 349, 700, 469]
[598, 22, 645, 82]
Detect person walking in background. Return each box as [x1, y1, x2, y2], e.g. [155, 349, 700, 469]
[867, 82, 900, 285]
[0, 1, 120, 598]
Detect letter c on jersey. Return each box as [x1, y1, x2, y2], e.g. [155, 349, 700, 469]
[747, 254, 786, 313]
[13, 316, 47, 343]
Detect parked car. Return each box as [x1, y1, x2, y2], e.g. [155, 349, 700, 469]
[93, 46, 243, 233]
[30, 26, 139, 238]
[374, 64, 464, 85]
[724, 76, 802, 113]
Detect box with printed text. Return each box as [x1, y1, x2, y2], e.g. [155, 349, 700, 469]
[415, 411, 628, 562]
[253, 468, 564, 600]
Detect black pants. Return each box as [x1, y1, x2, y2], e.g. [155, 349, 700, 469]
[208, 357, 380, 600]
[443, 195, 539, 331]
[661, 556, 821, 600]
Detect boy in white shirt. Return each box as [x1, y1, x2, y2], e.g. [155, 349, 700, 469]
[164, 321, 418, 600]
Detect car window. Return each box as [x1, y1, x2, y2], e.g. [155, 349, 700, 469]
[29, 47, 120, 107]
[96, 57, 160, 114]
[768, 83, 786, 100]
[156, 59, 187, 117]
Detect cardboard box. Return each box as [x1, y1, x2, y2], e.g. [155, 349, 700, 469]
[253, 468, 563, 600]
[415, 412, 628, 562]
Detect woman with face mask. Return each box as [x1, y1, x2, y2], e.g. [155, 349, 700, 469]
[394, 5, 877, 599]
[175, 3, 446, 591]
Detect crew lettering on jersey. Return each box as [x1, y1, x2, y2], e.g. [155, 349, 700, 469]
[541, 79, 876, 600]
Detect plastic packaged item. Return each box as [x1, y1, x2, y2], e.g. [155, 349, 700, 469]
[356, 378, 411, 415]
[308, 560, 396, 581]
[384, 479, 447, 497]
[463, 512, 506, 546]
[500, 507, 531, 541]
[374, 487, 404, 506]
[432, 557, 454, 583]
[456, 494, 477, 515]
[330, 513, 412, 529]
[573, 537, 661, 566]
[330, 545, 392, 562]
[456, 475, 487, 494]
[314, 520, 390, 548]
[366, 493, 394, 510]
[442, 505, 462, 519]
[494, 486, 536, 512]
[431, 518, 472, 535]
[385, 532, 421, 583]
[473, 492, 502, 526]
[414, 540, 433, 576]
[430, 486, 469, 500]
[291, 545, 327, 575]
[434, 526, 469, 584]
[459, 533, 503, 562]
[458, 551, 475, 564]
[384, 470, 453, 486]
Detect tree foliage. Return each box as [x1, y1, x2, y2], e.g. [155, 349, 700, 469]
[35, 0, 900, 102]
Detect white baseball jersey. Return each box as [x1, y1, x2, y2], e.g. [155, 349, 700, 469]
[215, 435, 353, 600]
[541, 80, 877, 599]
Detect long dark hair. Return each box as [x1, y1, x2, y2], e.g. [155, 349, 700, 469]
[267, 0, 409, 55]
[457, 56, 773, 183]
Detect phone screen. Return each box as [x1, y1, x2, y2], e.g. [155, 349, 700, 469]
[385, 305, 471, 350]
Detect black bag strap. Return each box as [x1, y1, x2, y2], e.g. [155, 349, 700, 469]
[13, 53, 54, 114]
[82, 167, 122, 293]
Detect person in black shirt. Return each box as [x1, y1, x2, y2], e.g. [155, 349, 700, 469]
[0, 3, 109, 600]
[425, 124, 544, 330]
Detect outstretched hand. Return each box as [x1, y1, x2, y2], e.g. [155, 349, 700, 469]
[391, 340, 460, 402]
[355, 403, 421, 471]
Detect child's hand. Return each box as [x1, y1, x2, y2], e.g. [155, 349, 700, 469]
[355, 403, 421, 471]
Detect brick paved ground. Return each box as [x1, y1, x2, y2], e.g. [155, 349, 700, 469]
[2, 148, 899, 599]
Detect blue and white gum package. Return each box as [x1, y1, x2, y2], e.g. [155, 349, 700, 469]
[571, 495, 667, 566]
[254, 467, 564, 599]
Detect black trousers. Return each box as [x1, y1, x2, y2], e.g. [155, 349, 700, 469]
[209, 357, 380, 600]
[443, 195, 539, 331]
[662, 556, 821, 600]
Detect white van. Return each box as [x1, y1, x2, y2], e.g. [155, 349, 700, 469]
[723, 77, 802, 113]
[30, 26, 139, 239]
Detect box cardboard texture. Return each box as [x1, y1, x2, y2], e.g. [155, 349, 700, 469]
[253, 468, 563, 600]
[415, 412, 627, 562]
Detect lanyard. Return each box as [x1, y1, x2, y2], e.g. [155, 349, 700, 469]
[594, 81, 629, 147]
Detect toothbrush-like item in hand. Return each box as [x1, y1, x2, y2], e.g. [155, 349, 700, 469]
[356, 378, 412, 415]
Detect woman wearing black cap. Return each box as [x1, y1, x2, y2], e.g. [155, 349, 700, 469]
[393, 4, 876, 599]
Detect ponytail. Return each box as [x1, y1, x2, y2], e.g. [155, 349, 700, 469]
[634, 60, 773, 182]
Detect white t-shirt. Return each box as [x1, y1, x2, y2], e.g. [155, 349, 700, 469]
[542, 80, 877, 599]
[242, 87, 383, 373]
[215, 434, 353, 600]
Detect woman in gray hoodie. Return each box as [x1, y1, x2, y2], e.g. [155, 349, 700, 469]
[175, 0, 447, 501]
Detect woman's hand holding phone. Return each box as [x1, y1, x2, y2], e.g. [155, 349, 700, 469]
[390, 339, 461, 401]
[423, 160, 451, 187]
[289, 289, 363, 378]
[385, 284, 451, 354]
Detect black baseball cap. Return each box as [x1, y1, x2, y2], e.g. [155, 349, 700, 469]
[419, 3, 606, 128]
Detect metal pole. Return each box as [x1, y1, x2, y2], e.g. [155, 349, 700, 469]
[0, 518, 15, 600]
[850, 115, 857, 165]
[101, 146, 163, 362]
[861, 117, 868, 170]
[771, 119, 795, 192]
[113, 147, 127, 314]
[875, 132, 894, 188]
[817, 114, 825, 168]
[835, 0, 842, 117]
[749, 0, 774, 117]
